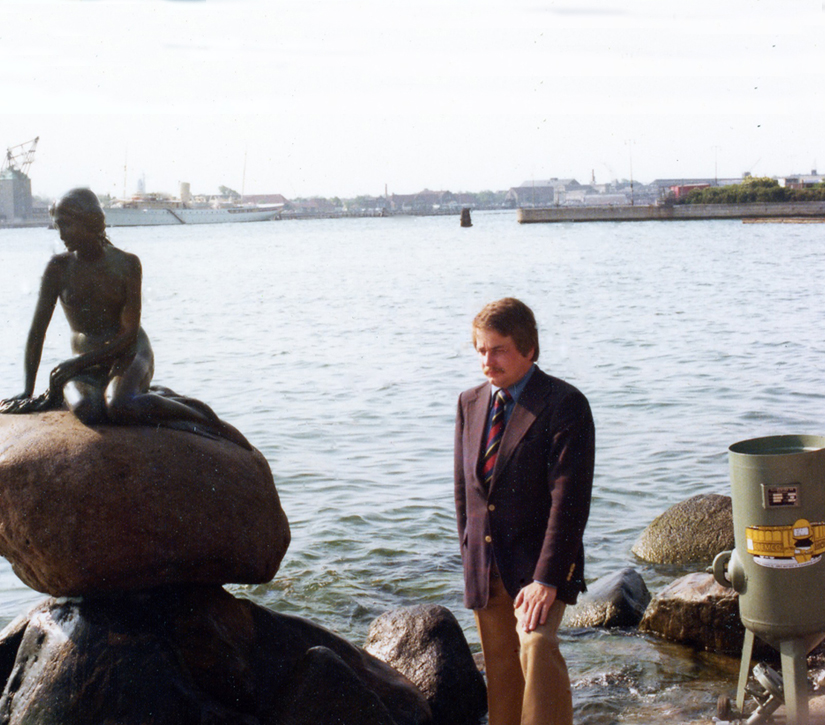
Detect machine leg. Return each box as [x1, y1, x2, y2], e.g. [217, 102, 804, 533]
[779, 639, 809, 725]
[737, 629, 756, 712]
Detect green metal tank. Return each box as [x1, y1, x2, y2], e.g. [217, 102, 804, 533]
[713, 435, 825, 724]
[715, 435, 825, 647]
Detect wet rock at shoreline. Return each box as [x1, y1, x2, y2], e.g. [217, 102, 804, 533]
[364, 604, 486, 725]
[563, 567, 651, 628]
[638, 572, 743, 654]
[631, 493, 734, 565]
[0, 586, 431, 725]
[0, 411, 290, 596]
[278, 645, 402, 725]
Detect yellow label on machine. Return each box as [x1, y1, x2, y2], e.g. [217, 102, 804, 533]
[745, 518, 825, 568]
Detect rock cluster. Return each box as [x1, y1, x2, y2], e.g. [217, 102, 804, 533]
[0, 413, 483, 725]
[3, 411, 781, 722]
[564, 491, 806, 678]
[0, 586, 431, 725]
[564, 493, 742, 653]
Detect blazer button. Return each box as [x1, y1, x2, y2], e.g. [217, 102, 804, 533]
[488, 504, 496, 512]
[485, 535, 492, 543]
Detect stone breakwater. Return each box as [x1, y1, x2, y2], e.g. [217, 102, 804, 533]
[517, 201, 825, 223]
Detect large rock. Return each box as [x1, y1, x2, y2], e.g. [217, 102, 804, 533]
[364, 605, 486, 725]
[0, 586, 431, 725]
[0, 411, 290, 596]
[278, 646, 401, 725]
[638, 572, 743, 654]
[631, 493, 734, 565]
[562, 568, 651, 628]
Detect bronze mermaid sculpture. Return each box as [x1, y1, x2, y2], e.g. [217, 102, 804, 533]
[0, 188, 250, 450]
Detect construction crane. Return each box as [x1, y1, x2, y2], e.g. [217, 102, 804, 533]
[1, 137, 39, 177]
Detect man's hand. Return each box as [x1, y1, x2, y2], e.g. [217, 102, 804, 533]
[514, 581, 557, 633]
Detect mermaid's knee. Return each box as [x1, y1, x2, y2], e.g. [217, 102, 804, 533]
[68, 395, 107, 425]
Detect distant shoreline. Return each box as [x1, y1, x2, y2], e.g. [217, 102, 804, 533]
[0, 219, 50, 230]
[10, 202, 825, 230]
[0, 207, 474, 230]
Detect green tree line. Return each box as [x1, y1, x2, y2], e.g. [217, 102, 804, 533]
[681, 177, 825, 204]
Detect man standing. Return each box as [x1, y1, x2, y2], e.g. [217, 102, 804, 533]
[454, 298, 595, 725]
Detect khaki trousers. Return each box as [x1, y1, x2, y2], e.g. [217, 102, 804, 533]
[474, 571, 572, 725]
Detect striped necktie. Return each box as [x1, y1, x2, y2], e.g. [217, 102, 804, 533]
[482, 389, 512, 485]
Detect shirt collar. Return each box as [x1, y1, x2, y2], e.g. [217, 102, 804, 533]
[496, 364, 535, 404]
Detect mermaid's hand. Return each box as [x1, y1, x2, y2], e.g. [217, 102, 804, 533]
[0, 394, 34, 413]
[49, 360, 81, 392]
[0, 389, 64, 415]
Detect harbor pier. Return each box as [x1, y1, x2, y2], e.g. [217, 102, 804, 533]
[517, 201, 825, 224]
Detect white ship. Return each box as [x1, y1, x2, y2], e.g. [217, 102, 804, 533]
[102, 183, 281, 227]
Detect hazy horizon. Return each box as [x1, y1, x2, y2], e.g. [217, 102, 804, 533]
[2, 0, 822, 200]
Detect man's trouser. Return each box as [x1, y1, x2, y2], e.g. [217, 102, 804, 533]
[474, 569, 572, 725]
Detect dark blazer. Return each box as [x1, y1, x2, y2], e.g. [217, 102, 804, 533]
[454, 366, 595, 609]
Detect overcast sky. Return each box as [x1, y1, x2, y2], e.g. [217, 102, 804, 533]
[1, 0, 823, 199]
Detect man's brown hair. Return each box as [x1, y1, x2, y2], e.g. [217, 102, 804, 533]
[472, 297, 540, 362]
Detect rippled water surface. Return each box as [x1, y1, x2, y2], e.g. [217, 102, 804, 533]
[1, 212, 823, 722]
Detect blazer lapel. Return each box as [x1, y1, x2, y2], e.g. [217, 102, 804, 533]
[466, 383, 492, 490]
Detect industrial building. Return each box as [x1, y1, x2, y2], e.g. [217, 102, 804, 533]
[0, 137, 41, 227]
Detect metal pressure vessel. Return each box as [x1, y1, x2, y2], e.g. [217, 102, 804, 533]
[714, 435, 825, 650]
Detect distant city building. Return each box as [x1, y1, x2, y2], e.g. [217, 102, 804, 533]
[0, 168, 33, 221]
[346, 195, 388, 212]
[650, 177, 744, 199]
[505, 179, 580, 207]
[389, 189, 457, 212]
[0, 137, 38, 222]
[580, 193, 631, 206]
[505, 177, 667, 207]
[290, 197, 338, 216]
[556, 185, 596, 205]
[668, 183, 711, 200]
[778, 172, 824, 189]
[454, 193, 478, 207]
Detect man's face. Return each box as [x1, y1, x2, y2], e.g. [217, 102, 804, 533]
[474, 327, 534, 389]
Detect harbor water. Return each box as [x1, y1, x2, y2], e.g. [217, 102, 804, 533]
[1, 211, 823, 722]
